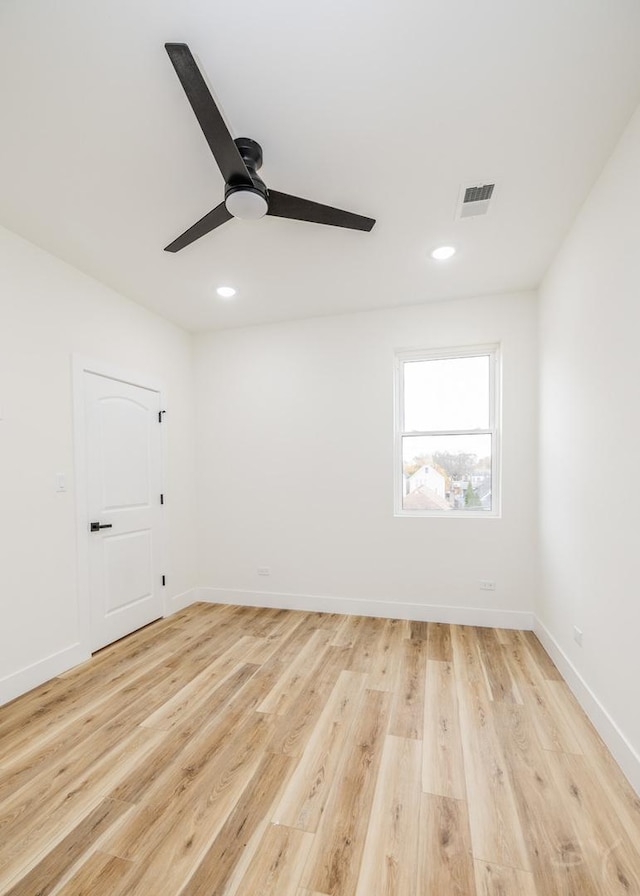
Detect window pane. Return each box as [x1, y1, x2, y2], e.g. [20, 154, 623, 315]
[403, 355, 490, 432]
[402, 434, 492, 512]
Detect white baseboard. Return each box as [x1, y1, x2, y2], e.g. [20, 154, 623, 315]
[166, 587, 200, 614]
[534, 617, 640, 797]
[195, 587, 534, 631]
[1, 589, 201, 707]
[0, 642, 90, 707]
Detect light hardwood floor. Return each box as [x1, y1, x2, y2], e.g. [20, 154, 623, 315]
[1, 603, 639, 895]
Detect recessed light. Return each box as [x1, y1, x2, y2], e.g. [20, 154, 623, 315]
[431, 246, 456, 261]
[216, 286, 236, 299]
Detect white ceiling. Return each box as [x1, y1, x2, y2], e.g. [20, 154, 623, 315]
[2, 0, 640, 332]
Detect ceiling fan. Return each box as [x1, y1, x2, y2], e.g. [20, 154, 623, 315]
[163, 43, 376, 252]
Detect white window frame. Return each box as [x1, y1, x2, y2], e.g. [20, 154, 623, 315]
[394, 343, 501, 518]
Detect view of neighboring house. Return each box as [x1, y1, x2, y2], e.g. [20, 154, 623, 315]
[406, 464, 445, 497]
[404, 463, 492, 511]
[451, 471, 492, 511]
[403, 464, 450, 510]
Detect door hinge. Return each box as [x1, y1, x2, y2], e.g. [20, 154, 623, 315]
[160, 493, 164, 505]
[162, 575, 166, 587]
[158, 410, 166, 423]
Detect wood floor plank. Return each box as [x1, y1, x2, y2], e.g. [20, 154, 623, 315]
[242, 614, 306, 665]
[474, 860, 537, 895]
[542, 679, 603, 754]
[354, 735, 422, 896]
[499, 629, 549, 688]
[300, 689, 392, 896]
[388, 636, 427, 739]
[268, 646, 352, 757]
[541, 678, 640, 844]
[495, 701, 598, 895]
[0, 609, 242, 768]
[261, 617, 327, 671]
[0, 652, 160, 768]
[53, 852, 134, 896]
[366, 618, 405, 692]
[101, 720, 278, 896]
[179, 752, 295, 896]
[427, 622, 453, 661]
[0, 726, 164, 892]
[330, 615, 362, 648]
[2, 605, 639, 896]
[409, 620, 429, 641]
[64, 603, 235, 687]
[217, 810, 274, 896]
[346, 616, 387, 674]
[139, 638, 257, 730]
[4, 798, 131, 896]
[0, 654, 211, 817]
[520, 631, 563, 680]
[0, 673, 162, 803]
[258, 629, 332, 715]
[272, 670, 368, 831]
[417, 793, 477, 896]
[523, 682, 584, 754]
[450, 625, 489, 690]
[108, 663, 260, 804]
[548, 751, 640, 894]
[103, 711, 276, 864]
[568, 721, 640, 848]
[308, 612, 345, 633]
[226, 605, 287, 639]
[222, 823, 313, 896]
[456, 677, 531, 872]
[422, 660, 466, 800]
[474, 627, 523, 704]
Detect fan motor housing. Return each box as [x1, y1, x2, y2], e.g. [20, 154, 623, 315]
[234, 137, 263, 171]
[225, 138, 268, 218]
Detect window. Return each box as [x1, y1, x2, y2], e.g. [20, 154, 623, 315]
[394, 345, 500, 516]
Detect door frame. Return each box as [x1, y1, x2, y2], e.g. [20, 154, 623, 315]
[72, 355, 168, 653]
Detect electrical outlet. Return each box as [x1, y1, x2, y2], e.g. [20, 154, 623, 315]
[479, 580, 496, 591]
[257, 567, 270, 576]
[573, 625, 583, 647]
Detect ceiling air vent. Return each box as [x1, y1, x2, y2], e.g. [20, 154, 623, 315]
[458, 182, 495, 219]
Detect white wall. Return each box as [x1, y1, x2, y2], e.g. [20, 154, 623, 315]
[0, 226, 196, 703]
[538, 105, 640, 790]
[194, 291, 538, 626]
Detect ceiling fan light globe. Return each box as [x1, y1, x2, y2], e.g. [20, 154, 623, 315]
[225, 188, 268, 220]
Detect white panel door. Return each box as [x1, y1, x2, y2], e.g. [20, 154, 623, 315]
[84, 371, 163, 651]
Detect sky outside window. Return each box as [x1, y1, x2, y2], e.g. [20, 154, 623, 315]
[403, 355, 490, 432]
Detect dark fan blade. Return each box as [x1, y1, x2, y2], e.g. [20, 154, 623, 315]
[164, 201, 232, 252]
[165, 43, 252, 187]
[267, 190, 375, 232]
